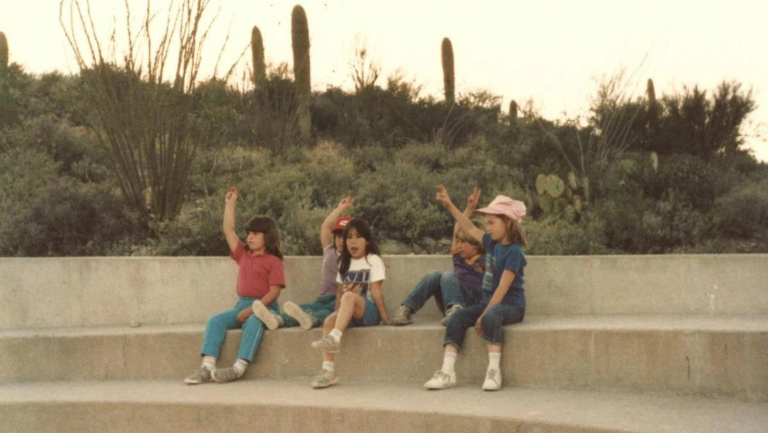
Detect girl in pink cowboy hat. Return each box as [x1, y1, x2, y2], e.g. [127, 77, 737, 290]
[425, 185, 529, 391]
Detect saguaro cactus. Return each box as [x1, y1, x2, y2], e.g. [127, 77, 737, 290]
[0, 32, 8, 72]
[292, 5, 311, 141]
[509, 100, 518, 124]
[441, 37, 455, 104]
[647, 78, 658, 122]
[251, 26, 266, 91]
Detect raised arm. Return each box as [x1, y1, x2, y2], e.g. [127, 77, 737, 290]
[451, 187, 481, 253]
[223, 187, 240, 253]
[437, 185, 484, 244]
[320, 196, 355, 250]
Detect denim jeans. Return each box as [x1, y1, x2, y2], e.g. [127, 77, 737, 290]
[443, 303, 525, 348]
[201, 296, 279, 362]
[279, 293, 337, 328]
[402, 271, 480, 315]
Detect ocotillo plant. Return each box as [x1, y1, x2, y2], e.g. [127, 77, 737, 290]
[441, 37, 455, 104]
[292, 5, 311, 141]
[0, 32, 8, 72]
[251, 26, 266, 91]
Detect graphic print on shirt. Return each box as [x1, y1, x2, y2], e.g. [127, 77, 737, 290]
[472, 261, 485, 274]
[340, 269, 371, 298]
[482, 251, 495, 292]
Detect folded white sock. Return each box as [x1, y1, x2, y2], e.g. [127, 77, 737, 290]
[202, 356, 216, 371]
[488, 352, 501, 370]
[441, 352, 457, 374]
[233, 359, 249, 375]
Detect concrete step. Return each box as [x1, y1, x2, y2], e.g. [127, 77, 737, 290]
[3, 314, 767, 401]
[3, 254, 767, 330]
[1, 380, 766, 433]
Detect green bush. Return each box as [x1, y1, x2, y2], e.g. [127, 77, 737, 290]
[525, 213, 610, 255]
[712, 178, 768, 237]
[0, 147, 138, 255]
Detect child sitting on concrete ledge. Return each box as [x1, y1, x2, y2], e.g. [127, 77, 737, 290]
[184, 187, 286, 385]
[251, 196, 354, 330]
[391, 187, 486, 326]
[425, 185, 528, 391]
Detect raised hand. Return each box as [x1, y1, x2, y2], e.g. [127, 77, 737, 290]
[225, 187, 238, 204]
[467, 187, 481, 210]
[436, 185, 453, 207]
[338, 195, 355, 211]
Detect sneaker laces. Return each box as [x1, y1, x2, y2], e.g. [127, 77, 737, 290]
[485, 369, 499, 384]
[433, 370, 450, 381]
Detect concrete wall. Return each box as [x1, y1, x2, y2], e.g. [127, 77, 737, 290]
[1, 254, 767, 329]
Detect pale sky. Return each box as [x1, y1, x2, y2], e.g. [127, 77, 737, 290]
[2, 0, 767, 160]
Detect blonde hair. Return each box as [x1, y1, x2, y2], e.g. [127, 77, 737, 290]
[456, 218, 487, 254]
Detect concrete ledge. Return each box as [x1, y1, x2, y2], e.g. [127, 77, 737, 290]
[3, 315, 767, 400]
[2, 255, 768, 329]
[1, 380, 766, 433]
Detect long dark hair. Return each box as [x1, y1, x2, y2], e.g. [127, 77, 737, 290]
[338, 218, 380, 274]
[245, 216, 284, 260]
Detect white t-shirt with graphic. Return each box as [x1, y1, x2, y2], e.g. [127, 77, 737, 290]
[336, 254, 386, 301]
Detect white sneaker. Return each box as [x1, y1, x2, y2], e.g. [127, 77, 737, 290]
[252, 300, 282, 330]
[423, 370, 457, 390]
[283, 301, 318, 330]
[482, 368, 502, 391]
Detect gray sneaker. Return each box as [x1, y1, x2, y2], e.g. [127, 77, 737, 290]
[311, 369, 339, 389]
[283, 301, 319, 330]
[440, 304, 463, 326]
[252, 300, 283, 330]
[310, 335, 340, 353]
[184, 366, 212, 385]
[390, 305, 413, 326]
[211, 367, 244, 383]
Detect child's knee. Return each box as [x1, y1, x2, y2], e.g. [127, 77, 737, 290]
[481, 309, 503, 330]
[340, 291, 358, 304]
[438, 272, 455, 286]
[425, 270, 443, 281]
[245, 315, 263, 328]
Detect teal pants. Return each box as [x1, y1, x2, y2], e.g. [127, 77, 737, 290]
[201, 296, 278, 362]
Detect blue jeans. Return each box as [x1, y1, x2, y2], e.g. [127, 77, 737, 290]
[402, 271, 479, 315]
[444, 303, 525, 348]
[279, 293, 337, 328]
[201, 296, 279, 362]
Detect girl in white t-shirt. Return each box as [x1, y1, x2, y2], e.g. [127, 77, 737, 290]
[309, 218, 390, 388]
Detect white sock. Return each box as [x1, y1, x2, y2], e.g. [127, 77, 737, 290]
[202, 356, 216, 371]
[488, 353, 501, 370]
[322, 361, 335, 372]
[329, 329, 343, 343]
[441, 352, 457, 374]
[233, 359, 249, 375]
